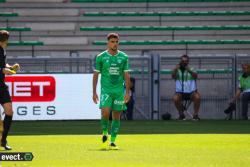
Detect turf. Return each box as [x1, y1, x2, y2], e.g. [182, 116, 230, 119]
[0, 120, 250, 167]
[9, 120, 250, 135]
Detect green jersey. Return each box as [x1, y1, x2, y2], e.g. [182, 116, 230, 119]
[95, 50, 130, 93]
[175, 68, 197, 93]
[239, 74, 250, 93]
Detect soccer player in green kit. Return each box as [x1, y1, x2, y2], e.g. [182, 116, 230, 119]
[92, 33, 130, 150]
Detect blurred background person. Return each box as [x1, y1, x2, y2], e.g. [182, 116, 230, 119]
[172, 54, 201, 121]
[230, 62, 250, 120]
[125, 77, 135, 120]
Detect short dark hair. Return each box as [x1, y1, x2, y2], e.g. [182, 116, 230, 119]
[0, 30, 9, 42]
[107, 33, 119, 41]
[181, 54, 189, 60]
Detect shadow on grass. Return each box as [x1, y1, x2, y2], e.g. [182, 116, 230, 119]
[9, 120, 250, 136]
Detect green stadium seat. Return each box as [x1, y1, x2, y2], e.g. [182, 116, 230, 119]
[93, 40, 250, 45]
[238, 40, 249, 44]
[94, 0, 112, 2]
[80, 25, 250, 31]
[0, 12, 18, 17]
[73, 0, 250, 2]
[0, 27, 31, 31]
[196, 69, 231, 74]
[72, 0, 92, 2]
[185, 0, 204, 2]
[230, 11, 250, 15]
[83, 11, 250, 17]
[130, 0, 146, 1]
[0, 27, 32, 41]
[8, 41, 44, 46]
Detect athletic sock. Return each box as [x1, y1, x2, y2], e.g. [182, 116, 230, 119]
[111, 120, 120, 143]
[1, 115, 13, 144]
[101, 118, 109, 136]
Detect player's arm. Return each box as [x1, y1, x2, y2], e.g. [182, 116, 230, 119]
[6, 63, 20, 71]
[124, 72, 130, 103]
[0, 51, 14, 75]
[2, 63, 20, 75]
[123, 55, 131, 103]
[92, 55, 102, 104]
[92, 71, 99, 104]
[2, 63, 16, 75]
[2, 68, 16, 75]
[6, 63, 11, 68]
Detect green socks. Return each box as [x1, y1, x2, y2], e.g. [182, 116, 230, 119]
[101, 118, 121, 143]
[101, 118, 109, 136]
[111, 120, 120, 143]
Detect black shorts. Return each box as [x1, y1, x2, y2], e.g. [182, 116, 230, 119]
[0, 84, 12, 105]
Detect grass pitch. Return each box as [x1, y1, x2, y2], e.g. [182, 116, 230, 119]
[0, 120, 250, 167]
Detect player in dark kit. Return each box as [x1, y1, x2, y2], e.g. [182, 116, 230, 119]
[0, 30, 20, 150]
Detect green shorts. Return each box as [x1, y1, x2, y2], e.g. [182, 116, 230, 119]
[99, 90, 127, 111]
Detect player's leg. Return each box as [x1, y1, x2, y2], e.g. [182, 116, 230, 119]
[109, 93, 126, 150]
[100, 107, 110, 149]
[0, 85, 13, 150]
[0, 110, 3, 143]
[191, 91, 201, 120]
[173, 93, 185, 120]
[110, 110, 121, 150]
[101, 107, 110, 136]
[1, 102, 13, 150]
[99, 93, 112, 149]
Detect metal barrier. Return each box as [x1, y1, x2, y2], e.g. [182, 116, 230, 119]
[160, 55, 235, 119]
[235, 55, 250, 119]
[7, 56, 152, 120]
[129, 56, 152, 120]
[6, 55, 250, 120]
[7, 57, 93, 74]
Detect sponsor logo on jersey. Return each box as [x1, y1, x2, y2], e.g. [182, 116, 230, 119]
[114, 100, 124, 105]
